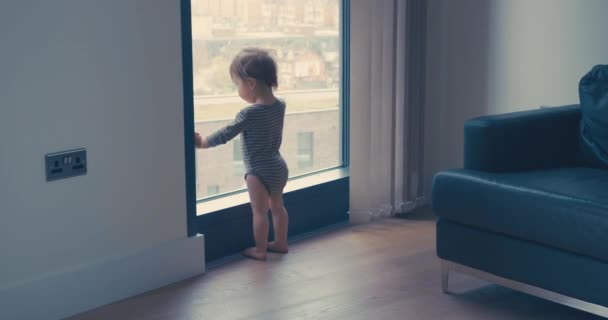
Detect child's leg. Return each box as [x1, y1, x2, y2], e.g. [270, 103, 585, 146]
[244, 174, 270, 261]
[268, 191, 289, 253]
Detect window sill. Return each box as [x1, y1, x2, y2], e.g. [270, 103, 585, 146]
[196, 167, 349, 215]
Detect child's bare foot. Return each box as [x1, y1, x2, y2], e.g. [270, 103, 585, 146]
[242, 247, 267, 261]
[267, 242, 289, 254]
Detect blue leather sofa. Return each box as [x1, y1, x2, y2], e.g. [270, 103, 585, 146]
[432, 104, 608, 317]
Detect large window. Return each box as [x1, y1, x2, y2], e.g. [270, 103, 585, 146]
[192, 0, 344, 200]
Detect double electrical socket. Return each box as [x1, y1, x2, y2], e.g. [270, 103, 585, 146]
[45, 148, 87, 181]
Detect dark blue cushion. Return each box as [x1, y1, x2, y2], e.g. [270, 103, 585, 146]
[433, 168, 608, 262]
[580, 64, 608, 168]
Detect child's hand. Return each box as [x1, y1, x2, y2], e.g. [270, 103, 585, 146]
[194, 132, 206, 149]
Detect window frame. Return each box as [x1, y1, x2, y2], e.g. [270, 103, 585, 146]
[181, 0, 197, 237]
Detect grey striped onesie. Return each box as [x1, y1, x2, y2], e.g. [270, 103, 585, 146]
[206, 99, 289, 195]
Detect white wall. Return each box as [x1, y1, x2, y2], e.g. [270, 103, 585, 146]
[423, 0, 608, 197]
[0, 0, 188, 291]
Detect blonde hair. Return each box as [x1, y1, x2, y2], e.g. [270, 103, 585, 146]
[230, 48, 278, 89]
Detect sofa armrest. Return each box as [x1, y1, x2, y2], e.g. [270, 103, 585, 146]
[464, 105, 582, 172]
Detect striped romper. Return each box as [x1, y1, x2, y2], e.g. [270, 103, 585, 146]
[206, 99, 289, 195]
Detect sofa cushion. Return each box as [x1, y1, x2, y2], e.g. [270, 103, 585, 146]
[433, 167, 608, 262]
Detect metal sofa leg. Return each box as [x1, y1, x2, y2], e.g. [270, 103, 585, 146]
[439, 259, 608, 317]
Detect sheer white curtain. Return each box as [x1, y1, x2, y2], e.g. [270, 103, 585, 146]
[349, 0, 427, 223]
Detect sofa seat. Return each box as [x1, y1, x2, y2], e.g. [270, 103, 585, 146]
[433, 167, 608, 263]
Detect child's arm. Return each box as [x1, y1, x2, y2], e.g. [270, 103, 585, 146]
[205, 110, 250, 147]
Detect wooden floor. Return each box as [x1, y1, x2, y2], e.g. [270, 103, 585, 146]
[69, 210, 602, 320]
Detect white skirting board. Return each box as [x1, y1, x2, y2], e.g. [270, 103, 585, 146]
[0, 234, 205, 320]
